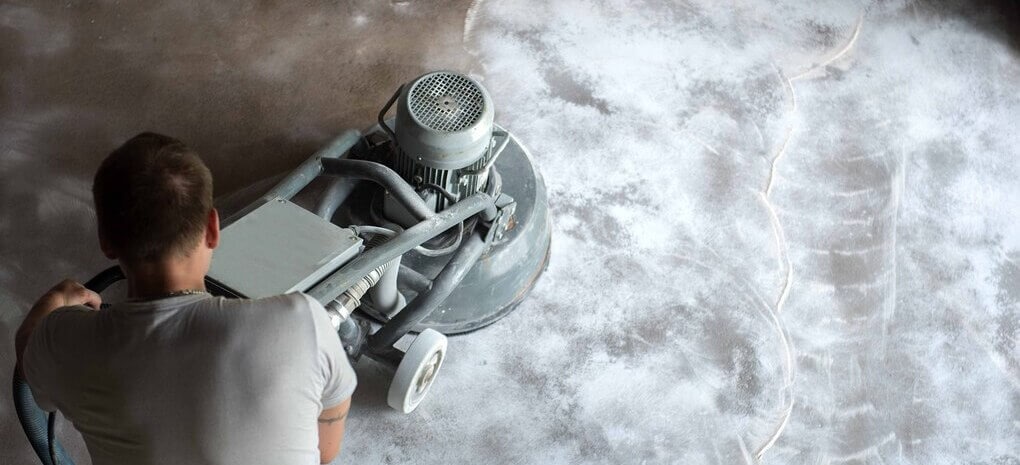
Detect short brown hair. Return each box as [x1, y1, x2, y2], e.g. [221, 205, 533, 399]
[92, 132, 213, 262]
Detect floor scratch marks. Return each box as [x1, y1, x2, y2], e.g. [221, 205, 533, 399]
[791, 15, 864, 82]
[754, 13, 866, 462]
[751, 60, 801, 462]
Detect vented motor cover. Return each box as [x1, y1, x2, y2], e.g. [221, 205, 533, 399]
[394, 71, 494, 170]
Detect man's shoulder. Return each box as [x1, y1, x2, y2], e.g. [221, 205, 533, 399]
[24, 306, 97, 377]
[35, 305, 97, 335]
[207, 293, 319, 329]
[226, 292, 316, 314]
[206, 294, 325, 361]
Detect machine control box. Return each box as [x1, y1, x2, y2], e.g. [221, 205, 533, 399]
[208, 198, 363, 298]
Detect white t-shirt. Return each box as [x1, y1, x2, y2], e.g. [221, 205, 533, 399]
[23, 292, 356, 465]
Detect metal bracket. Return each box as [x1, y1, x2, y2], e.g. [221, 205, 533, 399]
[484, 193, 517, 243]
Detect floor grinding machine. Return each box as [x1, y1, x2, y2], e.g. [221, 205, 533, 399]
[14, 70, 551, 464]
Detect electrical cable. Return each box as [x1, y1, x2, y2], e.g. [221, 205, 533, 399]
[419, 183, 458, 203]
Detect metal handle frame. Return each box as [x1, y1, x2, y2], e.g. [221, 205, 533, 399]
[377, 85, 403, 143]
[461, 129, 510, 177]
[218, 129, 502, 360]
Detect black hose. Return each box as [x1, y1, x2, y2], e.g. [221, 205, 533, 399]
[315, 178, 359, 221]
[412, 222, 463, 258]
[320, 158, 434, 223]
[367, 231, 488, 352]
[307, 191, 493, 304]
[397, 264, 433, 293]
[222, 130, 361, 227]
[84, 266, 124, 291]
[47, 413, 57, 464]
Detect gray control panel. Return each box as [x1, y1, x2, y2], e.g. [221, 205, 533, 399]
[208, 198, 363, 298]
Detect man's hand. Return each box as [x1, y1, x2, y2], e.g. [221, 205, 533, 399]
[15, 279, 102, 377]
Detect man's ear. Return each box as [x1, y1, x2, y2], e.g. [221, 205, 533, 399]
[97, 226, 118, 260]
[205, 208, 220, 249]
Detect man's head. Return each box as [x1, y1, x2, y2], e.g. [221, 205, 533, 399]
[92, 133, 218, 268]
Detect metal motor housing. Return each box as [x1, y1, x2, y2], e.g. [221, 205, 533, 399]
[388, 71, 497, 212]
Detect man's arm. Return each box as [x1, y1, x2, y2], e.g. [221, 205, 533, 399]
[301, 292, 357, 463]
[14, 279, 101, 378]
[317, 397, 351, 464]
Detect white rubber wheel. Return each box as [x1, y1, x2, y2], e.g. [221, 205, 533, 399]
[387, 328, 447, 413]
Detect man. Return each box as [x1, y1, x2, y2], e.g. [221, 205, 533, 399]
[14, 132, 355, 464]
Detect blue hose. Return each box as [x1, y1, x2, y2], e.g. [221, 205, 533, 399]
[12, 374, 73, 465]
[13, 265, 123, 464]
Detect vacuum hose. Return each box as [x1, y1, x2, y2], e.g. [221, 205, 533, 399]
[12, 375, 72, 465]
[324, 259, 394, 326]
[14, 265, 122, 465]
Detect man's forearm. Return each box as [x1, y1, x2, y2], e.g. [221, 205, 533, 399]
[317, 399, 351, 464]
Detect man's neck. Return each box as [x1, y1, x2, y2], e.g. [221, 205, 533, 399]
[123, 256, 208, 300]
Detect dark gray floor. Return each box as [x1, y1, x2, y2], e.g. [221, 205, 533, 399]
[2, 1, 1018, 464]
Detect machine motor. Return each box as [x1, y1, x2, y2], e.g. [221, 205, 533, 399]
[379, 71, 508, 214]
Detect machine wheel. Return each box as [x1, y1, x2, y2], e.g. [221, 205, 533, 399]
[387, 328, 447, 413]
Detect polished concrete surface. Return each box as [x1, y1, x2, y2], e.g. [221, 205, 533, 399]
[2, 1, 1018, 464]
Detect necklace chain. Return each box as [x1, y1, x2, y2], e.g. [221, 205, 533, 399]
[163, 289, 207, 297]
[130, 289, 208, 302]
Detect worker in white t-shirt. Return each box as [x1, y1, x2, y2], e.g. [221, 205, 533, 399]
[14, 132, 356, 465]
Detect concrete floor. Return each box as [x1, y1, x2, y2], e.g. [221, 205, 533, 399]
[2, 1, 1018, 464]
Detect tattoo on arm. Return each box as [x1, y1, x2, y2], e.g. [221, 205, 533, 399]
[318, 410, 349, 425]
